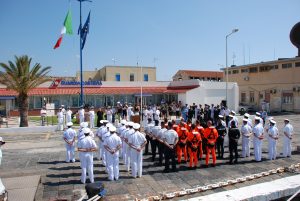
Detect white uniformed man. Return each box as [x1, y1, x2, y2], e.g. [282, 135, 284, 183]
[102, 122, 112, 167]
[78, 122, 88, 141]
[128, 123, 147, 178]
[79, 106, 85, 124]
[162, 122, 179, 172]
[57, 108, 64, 131]
[63, 122, 76, 163]
[124, 122, 135, 171]
[117, 120, 127, 158]
[120, 122, 130, 163]
[154, 108, 160, 121]
[282, 119, 294, 157]
[96, 120, 104, 160]
[243, 113, 252, 128]
[231, 111, 239, 127]
[150, 120, 161, 162]
[66, 107, 72, 124]
[252, 117, 264, 161]
[77, 128, 97, 184]
[106, 106, 113, 123]
[255, 112, 264, 125]
[268, 119, 279, 160]
[157, 122, 167, 166]
[89, 106, 95, 129]
[103, 125, 122, 181]
[241, 118, 252, 158]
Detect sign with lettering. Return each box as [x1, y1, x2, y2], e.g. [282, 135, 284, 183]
[49, 79, 102, 89]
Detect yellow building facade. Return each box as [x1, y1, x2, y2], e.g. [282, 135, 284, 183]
[76, 66, 156, 82]
[224, 57, 300, 112]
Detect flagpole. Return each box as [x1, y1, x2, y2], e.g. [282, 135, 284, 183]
[79, 0, 84, 106]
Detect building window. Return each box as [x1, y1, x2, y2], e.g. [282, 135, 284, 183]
[282, 63, 292, 69]
[241, 92, 246, 103]
[232, 70, 239, 74]
[115, 73, 120, 81]
[250, 91, 255, 103]
[241, 69, 249, 73]
[130, 73, 134, 82]
[282, 92, 293, 104]
[295, 62, 300, 67]
[144, 74, 148, 81]
[249, 67, 258, 73]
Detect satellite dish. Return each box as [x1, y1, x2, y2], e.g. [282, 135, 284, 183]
[290, 22, 300, 57]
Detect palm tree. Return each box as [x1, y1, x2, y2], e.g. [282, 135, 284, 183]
[0, 55, 51, 127]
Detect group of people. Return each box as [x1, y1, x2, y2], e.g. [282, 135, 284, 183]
[58, 100, 295, 184]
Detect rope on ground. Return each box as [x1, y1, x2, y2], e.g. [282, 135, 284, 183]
[135, 162, 300, 201]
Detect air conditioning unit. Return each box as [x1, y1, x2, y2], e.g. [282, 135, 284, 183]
[244, 76, 249, 81]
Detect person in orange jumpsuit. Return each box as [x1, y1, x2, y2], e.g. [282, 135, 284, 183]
[187, 128, 201, 168]
[195, 120, 204, 159]
[177, 127, 189, 163]
[204, 120, 218, 167]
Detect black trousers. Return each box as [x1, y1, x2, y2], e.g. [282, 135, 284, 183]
[216, 137, 224, 158]
[158, 142, 165, 165]
[151, 139, 158, 161]
[164, 146, 176, 171]
[229, 141, 238, 162]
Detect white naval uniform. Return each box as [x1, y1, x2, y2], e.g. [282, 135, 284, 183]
[282, 123, 294, 157]
[117, 125, 126, 158]
[154, 110, 160, 121]
[63, 128, 76, 162]
[241, 124, 252, 158]
[79, 109, 85, 124]
[106, 109, 113, 123]
[57, 111, 64, 131]
[77, 136, 97, 183]
[268, 125, 279, 160]
[96, 126, 104, 160]
[125, 128, 135, 171]
[66, 110, 72, 124]
[89, 110, 95, 129]
[0, 146, 2, 166]
[253, 123, 264, 161]
[103, 132, 122, 181]
[101, 128, 110, 166]
[121, 128, 129, 163]
[128, 131, 146, 178]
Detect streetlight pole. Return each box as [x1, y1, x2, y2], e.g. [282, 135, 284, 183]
[225, 28, 239, 107]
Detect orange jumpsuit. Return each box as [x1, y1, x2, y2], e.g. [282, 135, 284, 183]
[196, 126, 204, 159]
[176, 128, 189, 163]
[204, 126, 218, 166]
[188, 131, 201, 167]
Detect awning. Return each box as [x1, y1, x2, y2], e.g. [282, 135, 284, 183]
[0, 96, 15, 100]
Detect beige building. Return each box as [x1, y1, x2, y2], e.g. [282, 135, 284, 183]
[76, 66, 156, 82]
[223, 57, 300, 112]
[172, 70, 223, 81]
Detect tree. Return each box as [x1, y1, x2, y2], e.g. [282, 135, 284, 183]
[0, 55, 51, 127]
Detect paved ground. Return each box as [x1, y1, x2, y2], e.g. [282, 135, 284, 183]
[0, 113, 299, 201]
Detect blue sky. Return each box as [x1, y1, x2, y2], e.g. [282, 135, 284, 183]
[0, 0, 299, 81]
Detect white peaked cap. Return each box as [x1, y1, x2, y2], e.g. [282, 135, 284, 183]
[243, 118, 248, 122]
[82, 127, 91, 134]
[244, 113, 250, 118]
[133, 123, 140, 129]
[231, 111, 236, 115]
[109, 126, 117, 132]
[256, 112, 261, 116]
[270, 120, 276, 124]
[66, 122, 73, 127]
[106, 123, 113, 128]
[121, 120, 127, 124]
[128, 122, 134, 127]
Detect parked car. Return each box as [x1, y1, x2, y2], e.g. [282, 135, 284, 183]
[238, 104, 255, 115]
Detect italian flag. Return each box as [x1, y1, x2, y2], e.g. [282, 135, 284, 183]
[54, 10, 73, 49]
